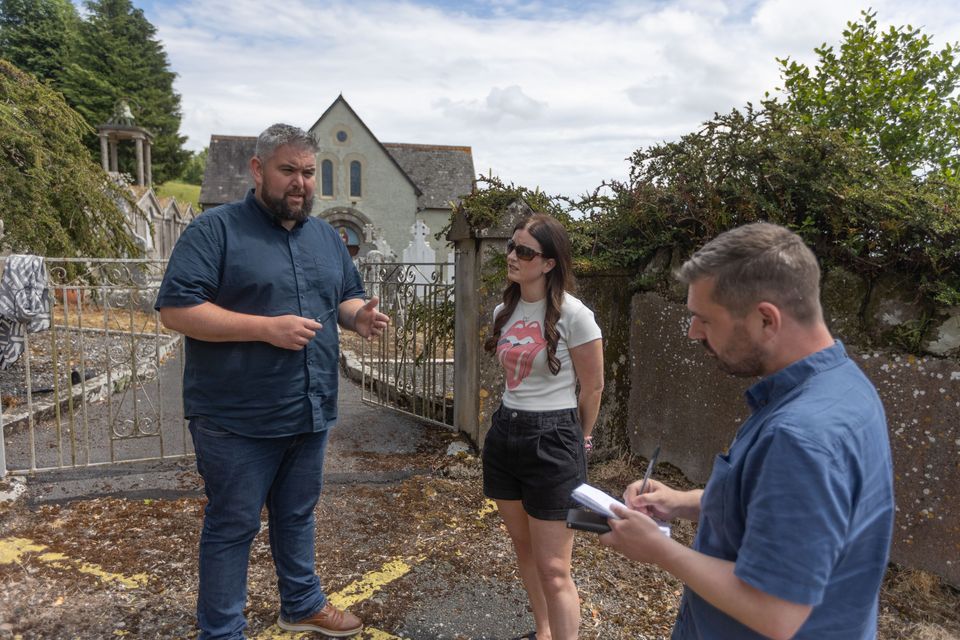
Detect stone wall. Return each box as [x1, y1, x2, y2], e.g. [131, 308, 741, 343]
[626, 290, 960, 585]
[575, 273, 635, 455]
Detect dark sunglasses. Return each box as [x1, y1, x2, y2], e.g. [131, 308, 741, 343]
[506, 239, 543, 261]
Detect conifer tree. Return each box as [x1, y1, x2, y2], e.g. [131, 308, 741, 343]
[59, 0, 187, 183]
[0, 0, 80, 84]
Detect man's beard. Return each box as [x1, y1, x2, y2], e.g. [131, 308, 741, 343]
[261, 187, 314, 223]
[700, 325, 764, 378]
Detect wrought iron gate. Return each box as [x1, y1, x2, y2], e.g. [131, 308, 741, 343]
[354, 259, 455, 428]
[0, 258, 190, 474]
[0, 255, 457, 475]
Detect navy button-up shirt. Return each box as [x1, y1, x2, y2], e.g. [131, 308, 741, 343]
[155, 189, 365, 437]
[674, 342, 894, 640]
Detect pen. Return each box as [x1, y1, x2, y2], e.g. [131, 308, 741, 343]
[314, 308, 337, 326]
[638, 444, 661, 497]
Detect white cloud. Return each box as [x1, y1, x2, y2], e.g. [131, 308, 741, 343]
[435, 85, 547, 125]
[139, 0, 960, 197]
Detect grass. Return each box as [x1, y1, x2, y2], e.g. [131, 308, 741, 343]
[155, 180, 201, 211]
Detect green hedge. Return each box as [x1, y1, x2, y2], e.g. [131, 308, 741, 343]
[455, 104, 960, 309]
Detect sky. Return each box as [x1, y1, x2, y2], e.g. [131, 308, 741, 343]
[127, 0, 960, 198]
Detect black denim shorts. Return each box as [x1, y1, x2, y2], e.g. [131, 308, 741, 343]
[482, 404, 586, 520]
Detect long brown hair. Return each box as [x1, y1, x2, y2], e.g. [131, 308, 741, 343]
[483, 213, 575, 375]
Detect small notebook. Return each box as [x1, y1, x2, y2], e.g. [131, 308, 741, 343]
[571, 483, 626, 519]
[571, 482, 672, 537]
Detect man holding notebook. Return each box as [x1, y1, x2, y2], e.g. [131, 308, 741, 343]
[600, 223, 894, 640]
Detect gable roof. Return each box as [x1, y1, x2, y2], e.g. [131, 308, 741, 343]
[309, 95, 422, 197]
[177, 202, 195, 221]
[199, 135, 255, 207]
[383, 143, 474, 209]
[131, 186, 163, 218]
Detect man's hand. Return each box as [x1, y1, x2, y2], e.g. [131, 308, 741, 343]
[624, 479, 703, 523]
[599, 504, 674, 564]
[263, 315, 322, 350]
[353, 296, 390, 340]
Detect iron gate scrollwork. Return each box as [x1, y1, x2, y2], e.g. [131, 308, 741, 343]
[0, 258, 189, 474]
[355, 259, 455, 428]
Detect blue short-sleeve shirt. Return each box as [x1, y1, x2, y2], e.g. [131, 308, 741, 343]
[155, 189, 366, 437]
[673, 342, 894, 640]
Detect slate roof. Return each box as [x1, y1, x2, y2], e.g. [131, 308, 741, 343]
[199, 135, 475, 210]
[199, 135, 256, 208]
[383, 143, 474, 209]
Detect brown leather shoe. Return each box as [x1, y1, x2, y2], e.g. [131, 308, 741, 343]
[277, 602, 363, 637]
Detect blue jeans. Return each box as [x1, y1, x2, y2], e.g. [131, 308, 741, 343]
[189, 417, 330, 640]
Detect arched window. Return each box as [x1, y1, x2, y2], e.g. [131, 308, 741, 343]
[349, 160, 362, 198]
[321, 159, 333, 197]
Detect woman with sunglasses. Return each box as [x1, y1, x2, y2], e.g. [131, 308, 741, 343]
[482, 213, 604, 640]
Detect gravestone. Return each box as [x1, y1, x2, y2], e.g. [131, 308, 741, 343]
[402, 221, 437, 298]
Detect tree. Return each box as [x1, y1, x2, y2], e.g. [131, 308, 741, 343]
[0, 0, 80, 84]
[179, 147, 207, 185]
[0, 59, 142, 257]
[775, 10, 960, 178]
[59, 0, 187, 183]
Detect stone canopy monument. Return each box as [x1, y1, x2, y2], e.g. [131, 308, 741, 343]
[96, 99, 154, 187]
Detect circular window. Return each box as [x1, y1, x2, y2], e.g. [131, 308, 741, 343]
[336, 130, 348, 142]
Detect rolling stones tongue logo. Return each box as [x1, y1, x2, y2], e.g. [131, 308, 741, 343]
[497, 320, 546, 389]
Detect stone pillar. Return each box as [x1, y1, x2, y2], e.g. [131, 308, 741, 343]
[109, 140, 119, 172]
[144, 140, 152, 186]
[99, 134, 110, 171]
[447, 199, 533, 446]
[135, 136, 145, 186]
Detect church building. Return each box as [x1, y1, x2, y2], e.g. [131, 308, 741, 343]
[199, 96, 475, 261]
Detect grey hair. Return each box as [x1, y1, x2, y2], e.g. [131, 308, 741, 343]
[254, 123, 318, 161]
[675, 222, 823, 325]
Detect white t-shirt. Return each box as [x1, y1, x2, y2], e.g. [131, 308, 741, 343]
[494, 291, 602, 411]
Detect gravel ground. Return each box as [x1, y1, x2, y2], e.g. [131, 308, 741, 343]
[1, 330, 958, 639]
[1, 451, 958, 639]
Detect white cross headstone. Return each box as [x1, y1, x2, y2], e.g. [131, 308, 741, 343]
[373, 236, 394, 262]
[402, 220, 437, 298]
[402, 220, 436, 264]
[362, 249, 385, 302]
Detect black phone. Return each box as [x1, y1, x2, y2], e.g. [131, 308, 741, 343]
[566, 508, 611, 534]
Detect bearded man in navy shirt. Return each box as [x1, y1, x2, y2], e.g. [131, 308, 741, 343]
[601, 222, 894, 640]
[156, 123, 388, 640]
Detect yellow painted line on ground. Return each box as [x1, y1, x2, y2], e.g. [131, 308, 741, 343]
[0, 536, 148, 589]
[362, 629, 403, 639]
[253, 498, 501, 639]
[256, 626, 402, 640]
[0, 536, 45, 562]
[254, 557, 421, 639]
[477, 498, 498, 518]
[328, 556, 422, 609]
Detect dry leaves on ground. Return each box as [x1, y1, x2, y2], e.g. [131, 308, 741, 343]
[1, 454, 958, 639]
